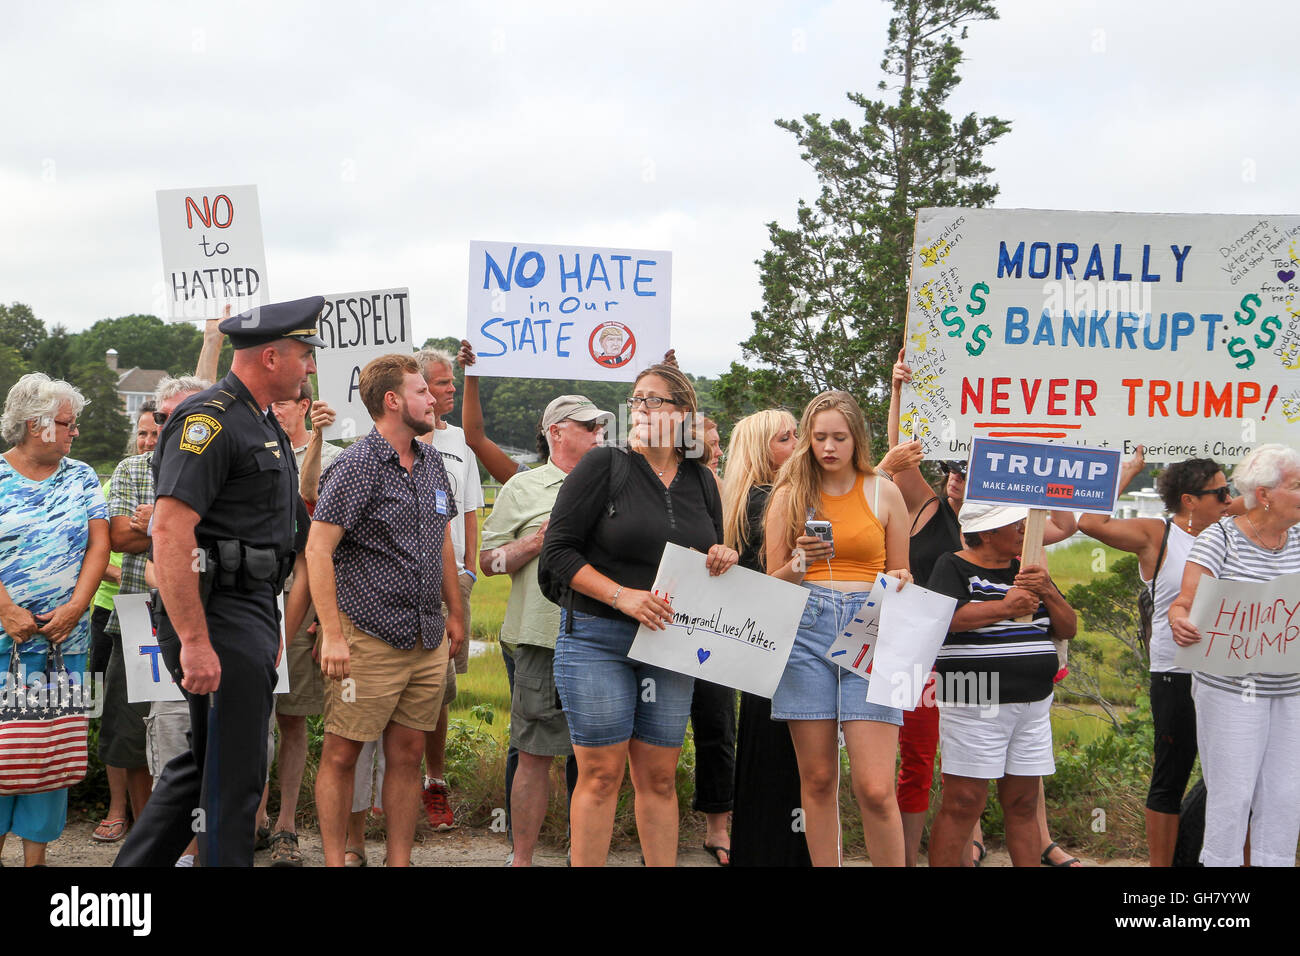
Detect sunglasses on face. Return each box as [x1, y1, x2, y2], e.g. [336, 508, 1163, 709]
[152, 411, 168, 425]
[563, 418, 603, 432]
[1190, 486, 1231, 503]
[939, 461, 966, 479]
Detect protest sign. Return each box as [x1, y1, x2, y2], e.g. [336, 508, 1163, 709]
[825, 577, 886, 677]
[1174, 571, 1300, 675]
[157, 184, 268, 321]
[627, 544, 807, 697]
[465, 240, 671, 381]
[901, 209, 1300, 463]
[865, 577, 957, 710]
[965, 437, 1122, 515]
[313, 288, 414, 440]
[116, 593, 290, 702]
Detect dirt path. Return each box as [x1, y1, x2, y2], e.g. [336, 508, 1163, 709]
[4, 816, 1141, 867]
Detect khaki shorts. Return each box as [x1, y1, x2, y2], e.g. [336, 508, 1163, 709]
[276, 610, 325, 717]
[323, 611, 449, 742]
[441, 572, 475, 707]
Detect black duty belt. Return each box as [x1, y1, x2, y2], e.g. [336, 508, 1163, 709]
[201, 540, 294, 596]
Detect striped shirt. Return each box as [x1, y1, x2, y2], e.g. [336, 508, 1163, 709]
[1187, 518, 1300, 698]
[927, 553, 1061, 705]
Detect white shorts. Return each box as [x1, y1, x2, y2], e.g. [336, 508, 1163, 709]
[938, 694, 1055, 779]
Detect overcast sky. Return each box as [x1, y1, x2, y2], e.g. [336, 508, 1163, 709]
[3, 0, 1295, 376]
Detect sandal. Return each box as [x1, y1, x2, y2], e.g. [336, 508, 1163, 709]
[1040, 841, 1081, 867]
[268, 831, 303, 868]
[971, 840, 987, 867]
[92, 818, 128, 843]
[703, 843, 731, 867]
[255, 823, 272, 851]
[344, 847, 367, 868]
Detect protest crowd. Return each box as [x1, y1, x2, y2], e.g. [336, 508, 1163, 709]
[3, 295, 1300, 870]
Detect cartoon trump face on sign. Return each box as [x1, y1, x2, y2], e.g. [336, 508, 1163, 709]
[589, 321, 636, 369]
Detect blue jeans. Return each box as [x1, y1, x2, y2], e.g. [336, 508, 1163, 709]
[554, 610, 695, 748]
[771, 583, 902, 725]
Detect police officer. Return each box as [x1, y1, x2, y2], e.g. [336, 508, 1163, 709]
[115, 296, 324, 868]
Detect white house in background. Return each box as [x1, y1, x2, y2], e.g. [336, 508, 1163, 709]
[107, 349, 169, 419]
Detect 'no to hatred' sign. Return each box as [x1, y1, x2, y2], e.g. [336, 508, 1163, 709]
[312, 288, 414, 441]
[465, 240, 671, 381]
[965, 437, 1122, 515]
[627, 544, 807, 698]
[902, 208, 1300, 463]
[157, 184, 269, 321]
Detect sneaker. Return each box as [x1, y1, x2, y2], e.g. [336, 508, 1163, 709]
[421, 778, 455, 831]
[175, 854, 196, 868]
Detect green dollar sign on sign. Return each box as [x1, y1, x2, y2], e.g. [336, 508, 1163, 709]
[1234, 293, 1261, 326]
[966, 324, 992, 356]
[1226, 337, 1255, 369]
[940, 305, 965, 337]
[1254, 315, 1281, 350]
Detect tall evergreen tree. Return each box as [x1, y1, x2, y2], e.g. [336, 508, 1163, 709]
[716, 0, 1010, 449]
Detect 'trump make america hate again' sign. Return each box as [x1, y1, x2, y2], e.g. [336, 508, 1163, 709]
[157, 184, 269, 321]
[465, 240, 671, 381]
[964, 437, 1122, 515]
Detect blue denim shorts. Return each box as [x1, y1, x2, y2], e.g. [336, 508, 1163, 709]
[771, 583, 903, 725]
[553, 609, 695, 748]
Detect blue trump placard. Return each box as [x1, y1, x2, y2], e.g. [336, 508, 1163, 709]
[965, 438, 1122, 514]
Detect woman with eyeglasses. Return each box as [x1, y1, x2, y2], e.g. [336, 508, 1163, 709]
[540, 363, 738, 865]
[764, 391, 912, 866]
[1078, 449, 1234, 866]
[883, 354, 1077, 866]
[0, 374, 109, 866]
[1168, 444, 1300, 867]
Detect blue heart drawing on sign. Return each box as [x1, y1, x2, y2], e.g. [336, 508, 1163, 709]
[697, 648, 710, 664]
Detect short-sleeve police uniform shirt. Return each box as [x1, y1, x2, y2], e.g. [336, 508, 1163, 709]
[153, 371, 299, 555]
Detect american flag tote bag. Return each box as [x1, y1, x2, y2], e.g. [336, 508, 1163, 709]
[0, 645, 89, 795]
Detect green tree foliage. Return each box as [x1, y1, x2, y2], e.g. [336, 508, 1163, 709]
[32, 324, 74, 380]
[0, 302, 47, 360]
[421, 336, 721, 449]
[68, 314, 205, 376]
[716, 0, 1010, 450]
[1061, 553, 1149, 728]
[0, 345, 29, 407]
[67, 361, 132, 467]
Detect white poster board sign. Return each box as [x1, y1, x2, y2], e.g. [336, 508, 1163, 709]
[157, 184, 268, 321]
[465, 240, 671, 381]
[902, 208, 1300, 462]
[825, 577, 887, 676]
[313, 288, 414, 440]
[116, 592, 290, 702]
[627, 544, 807, 698]
[1174, 571, 1300, 675]
[865, 578, 957, 710]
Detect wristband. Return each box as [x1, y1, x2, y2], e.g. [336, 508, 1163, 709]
[878, 469, 893, 482]
[611, 585, 624, 609]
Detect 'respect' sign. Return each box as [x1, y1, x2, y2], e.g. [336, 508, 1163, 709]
[901, 208, 1300, 463]
[964, 438, 1122, 515]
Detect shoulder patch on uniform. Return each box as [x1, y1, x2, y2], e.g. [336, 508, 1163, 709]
[178, 414, 222, 455]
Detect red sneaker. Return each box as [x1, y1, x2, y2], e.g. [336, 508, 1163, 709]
[422, 778, 455, 831]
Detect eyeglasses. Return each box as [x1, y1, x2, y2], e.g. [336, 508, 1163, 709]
[1190, 486, 1231, 503]
[52, 419, 79, 434]
[627, 396, 679, 409]
[152, 411, 168, 425]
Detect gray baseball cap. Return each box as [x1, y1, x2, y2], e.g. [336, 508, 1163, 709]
[541, 394, 614, 431]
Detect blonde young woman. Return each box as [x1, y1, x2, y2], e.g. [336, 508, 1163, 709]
[764, 392, 911, 866]
[722, 409, 810, 866]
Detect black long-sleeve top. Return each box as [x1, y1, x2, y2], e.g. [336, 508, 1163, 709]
[539, 445, 723, 624]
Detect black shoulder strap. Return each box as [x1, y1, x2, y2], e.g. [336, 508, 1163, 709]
[605, 446, 631, 517]
[1150, 518, 1172, 600]
[911, 496, 940, 535]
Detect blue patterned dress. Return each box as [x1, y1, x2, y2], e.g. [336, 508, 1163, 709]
[0, 454, 107, 844]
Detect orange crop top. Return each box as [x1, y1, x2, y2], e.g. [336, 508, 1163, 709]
[803, 472, 886, 583]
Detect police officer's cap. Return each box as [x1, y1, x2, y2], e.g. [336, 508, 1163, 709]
[220, 296, 328, 349]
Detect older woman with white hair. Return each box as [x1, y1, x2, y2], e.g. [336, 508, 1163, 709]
[0, 373, 109, 866]
[1170, 443, 1300, 867]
